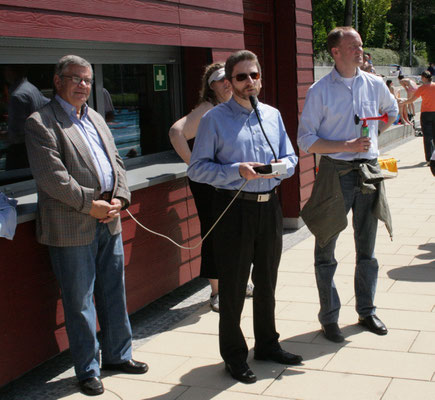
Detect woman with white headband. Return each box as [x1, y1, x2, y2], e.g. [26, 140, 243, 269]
[169, 63, 253, 312]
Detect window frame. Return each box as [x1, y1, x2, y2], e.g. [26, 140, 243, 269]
[0, 36, 184, 199]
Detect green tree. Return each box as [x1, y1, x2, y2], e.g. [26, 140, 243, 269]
[388, 0, 435, 64]
[312, 0, 433, 65]
[358, 0, 392, 48]
[312, 0, 344, 61]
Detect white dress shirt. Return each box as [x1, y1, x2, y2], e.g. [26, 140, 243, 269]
[297, 67, 398, 161]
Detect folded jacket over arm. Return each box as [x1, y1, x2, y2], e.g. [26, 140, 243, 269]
[300, 156, 392, 248]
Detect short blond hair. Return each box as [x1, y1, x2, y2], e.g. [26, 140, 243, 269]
[327, 26, 358, 55]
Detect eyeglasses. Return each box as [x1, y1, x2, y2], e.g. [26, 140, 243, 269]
[231, 72, 260, 82]
[61, 75, 93, 86]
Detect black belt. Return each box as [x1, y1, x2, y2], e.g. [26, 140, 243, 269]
[99, 191, 112, 201]
[216, 188, 276, 202]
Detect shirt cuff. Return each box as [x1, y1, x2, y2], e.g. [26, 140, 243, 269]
[228, 163, 242, 180]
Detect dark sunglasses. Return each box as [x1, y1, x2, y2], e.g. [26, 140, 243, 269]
[231, 72, 260, 82]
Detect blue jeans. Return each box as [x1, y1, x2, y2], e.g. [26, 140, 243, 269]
[314, 169, 379, 325]
[49, 222, 132, 381]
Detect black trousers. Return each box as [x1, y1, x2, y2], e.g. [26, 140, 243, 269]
[213, 190, 282, 364]
[188, 178, 218, 279]
[421, 112, 435, 162]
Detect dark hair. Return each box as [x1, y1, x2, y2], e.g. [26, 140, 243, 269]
[398, 74, 404, 80]
[225, 50, 261, 81]
[421, 70, 432, 80]
[197, 62, 225, 106]
[327, 26, 357, 55]
[386, 79, 392, 87]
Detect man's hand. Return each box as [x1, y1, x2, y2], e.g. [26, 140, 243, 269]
[239, 161, 281, 180]
[239, 162, 263, 180]
[89, 198, 122, 223]
[344, 137, 372, 153]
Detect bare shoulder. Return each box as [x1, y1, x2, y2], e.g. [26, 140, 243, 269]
[190, 101, 214, 118]
[171, 101, 214, 140]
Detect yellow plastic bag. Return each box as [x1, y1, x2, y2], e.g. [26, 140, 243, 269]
[378, 157, 398, 179]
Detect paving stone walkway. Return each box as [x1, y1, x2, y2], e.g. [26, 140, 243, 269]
[2, 135, 434, 399]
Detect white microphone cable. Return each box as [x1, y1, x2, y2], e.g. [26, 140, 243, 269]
[125, 180, 249, 250]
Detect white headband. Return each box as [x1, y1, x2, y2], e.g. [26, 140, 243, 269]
[208, 68, 225, 86]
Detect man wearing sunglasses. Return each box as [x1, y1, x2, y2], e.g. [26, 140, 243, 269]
[25, 55, 147, 396]
[188, 50, 300, 384]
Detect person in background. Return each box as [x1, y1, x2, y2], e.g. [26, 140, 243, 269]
[298, 27, 398, 343]
[102, 87, 115, 122]
[398, 74, 418, 121]
[427, 63, 435, 77]
[169, 62, 253, 313]
[25, 55, 147, 396]
[4, 65, 49, 170]
[361, 52, 376, 74]
[188, 50, 301, 384]
[400, 70, 435, 165]
[386, 79, 410, 125]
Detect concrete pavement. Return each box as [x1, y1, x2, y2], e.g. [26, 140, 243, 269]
[2, 135, 435, 399]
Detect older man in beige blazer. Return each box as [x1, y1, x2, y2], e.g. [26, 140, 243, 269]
[25, 55, 147, 396]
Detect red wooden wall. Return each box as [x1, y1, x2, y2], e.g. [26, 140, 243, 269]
[242, 0, 315, 220]
[0, 0, 244, 50]
[275, 0, 315, 219]
[243, 0, 277, 106]
[0, 178, 198, 387]
[293, 0, 316, 210]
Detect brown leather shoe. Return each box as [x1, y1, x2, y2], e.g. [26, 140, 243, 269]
[102, 359, 149, 374]
[79, 377, 104, 396]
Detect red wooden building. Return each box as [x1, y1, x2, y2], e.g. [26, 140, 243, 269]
[0, 0, 314, 386]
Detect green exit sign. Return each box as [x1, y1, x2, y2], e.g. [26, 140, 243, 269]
[153, 65, 167, 91]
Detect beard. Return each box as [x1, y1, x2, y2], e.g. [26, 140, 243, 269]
[232, 84, 260, 101]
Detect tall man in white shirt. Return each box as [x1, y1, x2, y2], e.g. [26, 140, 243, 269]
[297, 27, 398, 343]
[25, 55, 147, 396]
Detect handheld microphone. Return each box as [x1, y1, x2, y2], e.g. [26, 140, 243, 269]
[249, 95, 287, 176]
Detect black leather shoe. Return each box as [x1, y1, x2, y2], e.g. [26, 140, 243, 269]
[358, 315, 388, 335]
[254, 348, 303, 365]
[225, 362, 257, 384]
[79, 377, 104, 396]
[102, 359, 149, 374]
[322, 322, 344, 343]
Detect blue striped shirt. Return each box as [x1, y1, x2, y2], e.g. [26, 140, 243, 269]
[56, 95, 114, 192]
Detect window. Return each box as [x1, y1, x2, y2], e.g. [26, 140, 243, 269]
[0, 64, 53, 185]
[102, 64, 175, 159]
[0, 39, 181, 189]
[0, 65, 180, 187]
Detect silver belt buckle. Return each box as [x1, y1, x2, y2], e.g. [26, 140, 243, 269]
[257, 193, 270, 202]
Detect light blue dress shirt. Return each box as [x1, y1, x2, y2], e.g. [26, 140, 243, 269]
[56, 95, 114, 192]
[187, 97, 298, 192]
[297, 67, 398, 161]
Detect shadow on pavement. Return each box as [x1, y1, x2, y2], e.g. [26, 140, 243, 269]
[387, 243, 435, 282]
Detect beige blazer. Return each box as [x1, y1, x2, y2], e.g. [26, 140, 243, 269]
[25, 99, 131, 246]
